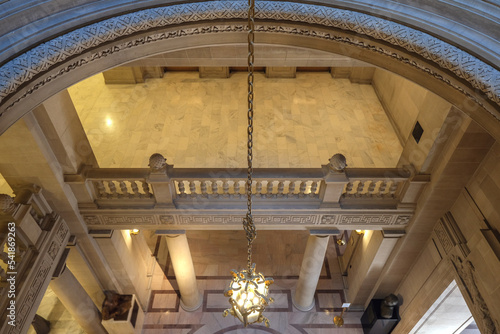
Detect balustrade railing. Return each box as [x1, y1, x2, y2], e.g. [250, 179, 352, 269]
[65, 163, 428, 210]
[172, 168, 322, 199]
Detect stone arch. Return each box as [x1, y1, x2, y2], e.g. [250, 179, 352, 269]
[0, 1, 499, 137]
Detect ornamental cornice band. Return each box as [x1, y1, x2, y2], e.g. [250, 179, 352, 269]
[0, 1, 499, 115]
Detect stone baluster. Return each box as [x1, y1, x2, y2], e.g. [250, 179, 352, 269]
[211, 180, 218, 195]
[119, 181, 128, 197]
[389, 181, 398, 197]
[96, 181, 106, 198]
[108, 181, 117, 197]
[267, 180, 274, 195]
[223, 181, 230, 196]
[256, 181, 262, 196]
[142, 181, 152, 197]
[288, 181, 296, 195]
[378, 181, 387, 197]
[345, 182, 353, 195]
[201, 181, 208, 195]
[233, 181, 240, 195]
[310, 181, 318, 195]
[131, 180, 139, 196]
[353, 181, 363, 197]
[368, 180, 376, 195]
[189, 181, 196, 195]
[299, 181, 306, 196]
[277, 181, 285, 197]
[178, 181, 186, 195]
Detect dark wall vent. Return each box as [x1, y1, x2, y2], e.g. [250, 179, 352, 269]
[412, 121, 424, 143]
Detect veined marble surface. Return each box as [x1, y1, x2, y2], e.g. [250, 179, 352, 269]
[68, 71, 402, 169]
[27, 287, 85, 334]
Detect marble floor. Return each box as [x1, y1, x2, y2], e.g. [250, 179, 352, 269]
[142, 230, 364, 334]
[67, 71, 402, 169]
[30, 231, 363, 334]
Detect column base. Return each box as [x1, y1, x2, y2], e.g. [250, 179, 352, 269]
[180, 292, 203, 312]
[292, 296, 315, 312]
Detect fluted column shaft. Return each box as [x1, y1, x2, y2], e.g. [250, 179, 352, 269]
[165, 233, 202, 311]
[50, 266, 107, 334]
[293, 235, 330, 311]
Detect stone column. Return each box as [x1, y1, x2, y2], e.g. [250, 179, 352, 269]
[165, 232, 202, 311]
[50, 266, 107, 334]
[293, 235, 330, 311]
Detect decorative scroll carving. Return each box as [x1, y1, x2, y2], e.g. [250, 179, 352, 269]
[321, 215, 337, 224]
[47, 241, 58, 260]
[83, 215, 100, 225]
[55, 221, 69, 243]
[450, 255, 499, 334]
[395, 215, 411, 225]
[159, 215, 175, 224]
[0, 1, 498, 120]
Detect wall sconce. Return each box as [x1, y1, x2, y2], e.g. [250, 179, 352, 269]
[336, 231, 346, 245]
[130, 229, 139, 236]
[355, 230, 365, 235]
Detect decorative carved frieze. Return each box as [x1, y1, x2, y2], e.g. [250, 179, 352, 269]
[450, 255, 499, 334]
[7, 257, 53, 334]
[84, 212, 412, 228]
[0, 1, 498, 121]
[433, 212, 469, 257]
[102, 215, 156, 225]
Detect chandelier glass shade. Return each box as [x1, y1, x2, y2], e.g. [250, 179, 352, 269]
[223, 264, 274, 327]
[222, 0, 274, 327]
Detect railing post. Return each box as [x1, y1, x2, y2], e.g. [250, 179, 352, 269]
[319, 154, 348, 208]
[147, 153, 176, 208]
[399, 174, 431, 207]
[64, 165, 98, 208]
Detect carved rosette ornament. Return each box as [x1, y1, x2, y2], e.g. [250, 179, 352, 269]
[0, 194, 15, 215]
[149, 153, 167, 171]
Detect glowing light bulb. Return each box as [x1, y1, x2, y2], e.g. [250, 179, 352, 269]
[106, 118, 113, 126]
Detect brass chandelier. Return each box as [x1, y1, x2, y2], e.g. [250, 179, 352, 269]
[222, 0, 274, 327]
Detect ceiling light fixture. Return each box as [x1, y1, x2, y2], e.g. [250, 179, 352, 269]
[222, 0, 274, 327]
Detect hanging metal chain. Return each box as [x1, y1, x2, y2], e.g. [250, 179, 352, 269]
[243, 0, 256, 273]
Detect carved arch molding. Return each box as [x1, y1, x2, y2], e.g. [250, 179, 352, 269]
[0, 1, 499, 132]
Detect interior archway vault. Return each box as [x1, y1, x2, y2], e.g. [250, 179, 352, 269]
[0, 1, 499, 140]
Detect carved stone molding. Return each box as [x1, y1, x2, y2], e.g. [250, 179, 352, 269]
[3, 217, 70, 334]
[450, 255, 499, 334]
[0, 1, 499, 120]
[433, 212, 470, 257]
[83, 212, 412, 228]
